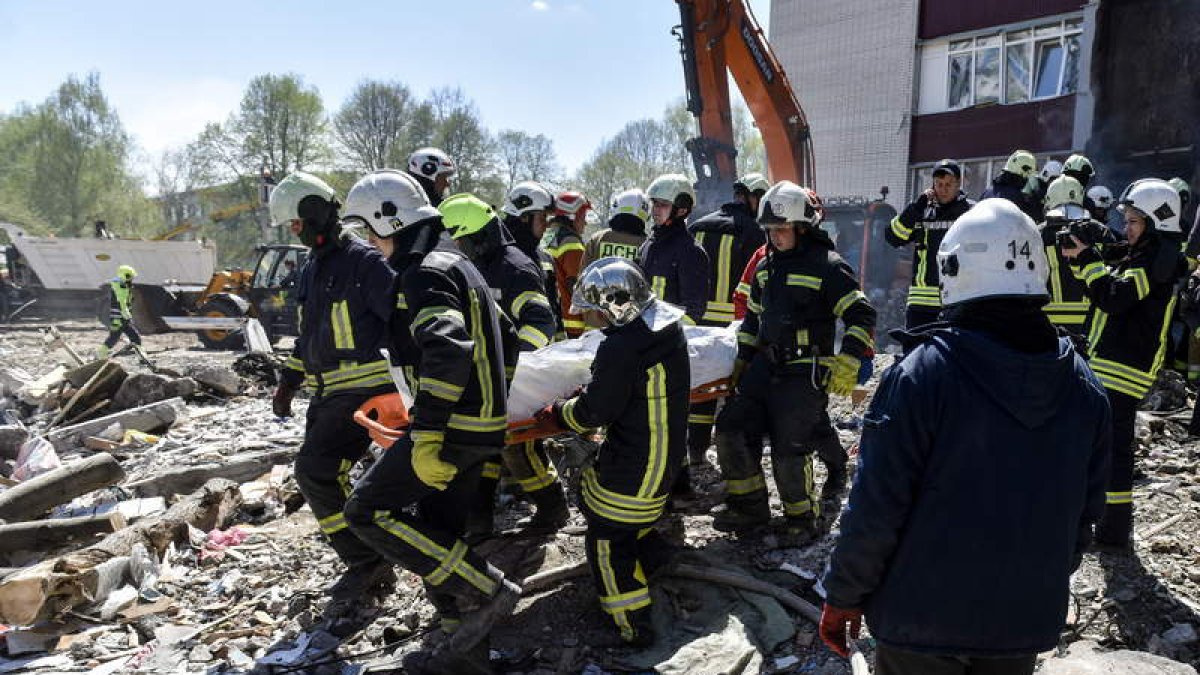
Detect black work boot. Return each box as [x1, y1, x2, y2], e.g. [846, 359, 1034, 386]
[516, 484, 570, 535]
[780, 517, 821, 548]
[446, 564, 522, 654]
[402, 639, 493, 674]
[820, 462, 847, 502]
[711, 500, 771, 533]
[322, 560, 396, 618]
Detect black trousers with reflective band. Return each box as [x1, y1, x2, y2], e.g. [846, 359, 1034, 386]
[1097, 388, 1138, 543]
[103, 320, 142, 348]
[875, 644, 1035, 675]
[294, 393, 381, 571]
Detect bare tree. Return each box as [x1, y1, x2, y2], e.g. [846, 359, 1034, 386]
[333, 80, 417, 171]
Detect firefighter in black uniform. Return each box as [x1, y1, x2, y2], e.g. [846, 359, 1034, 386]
[439, 192, 570, 536]
[1063, 178, 1188, 549]
[638, 173, 709, 499]
[534, 257, 690, 646]
[1039, 175, 1117, 336]
[685, 173, 768, 472]
[712, 180, 876, 539]
[269, 172, 399, 614]
[336, 170, 521, 672]
[502, 181, 564, 339]
[406, 147, 456, 207]
[887, 159, 973, 329]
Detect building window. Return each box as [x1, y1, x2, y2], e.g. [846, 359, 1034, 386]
[944, 18, 1081, 110]
[908, 153, 1069, 203]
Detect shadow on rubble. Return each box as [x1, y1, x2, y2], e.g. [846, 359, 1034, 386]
[1095, 549, 1200, 663]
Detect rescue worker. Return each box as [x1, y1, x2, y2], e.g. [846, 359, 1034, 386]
[1039, 175, 1116, 335]
[1062, 154, 1095, 189]
[99, 265, 142, 358]
[548, 191, 591, 337]
[712, 181, 876, 539]
[637, 173, 709, 500]
[269, 172, 399, 615]
[338, 170, 521, 671]
[684, 173, 768, 472]
[886, 159, 973, 329]
[534, 257, 690, 646]
[1062, 178, 1187, 549]
[439, 193, 569, 536]
[981, 149, 1039, 220]
[503, 181, 564, 337]
[406, 147, 456, 207]
[638, 173, 710, 323]
[1087, 185, 1118, 234]
[581, 188, 651, 268]
[820, 199, 1110, 674]
[1027, 160, 1064, 222]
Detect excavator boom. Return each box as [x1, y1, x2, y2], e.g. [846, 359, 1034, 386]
[676, 0, 815, 215]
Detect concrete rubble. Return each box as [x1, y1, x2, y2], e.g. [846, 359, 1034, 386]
[0, 321, 1197, 674]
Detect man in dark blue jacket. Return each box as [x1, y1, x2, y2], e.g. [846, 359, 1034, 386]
[820, 199, 1110, 674]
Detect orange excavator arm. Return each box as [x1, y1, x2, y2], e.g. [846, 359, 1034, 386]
[675, 0, 815, 215]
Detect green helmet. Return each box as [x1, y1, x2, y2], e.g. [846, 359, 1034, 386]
[439, 193, 498, 240]
[117, 265, 136, 281]
[268, 171, 338, 228]
[647, 173, 695, 209]
[1062, 154, 1094, 186]
[1004, 150, 1037, 178]
[1044, 176, 1088, 220]
[734, 172, 770, 195]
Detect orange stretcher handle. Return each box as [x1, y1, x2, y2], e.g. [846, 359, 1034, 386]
[504, 378, 732, 445]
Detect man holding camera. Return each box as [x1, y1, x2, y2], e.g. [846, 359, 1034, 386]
[1041, 176, 1118, 336]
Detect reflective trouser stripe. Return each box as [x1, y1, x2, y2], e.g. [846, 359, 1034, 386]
[725, 473, 766, 496]
[906, 285, 942, 308]
[480, 461, 502, 480]
[581, 468, 666, 525]
[1106, 491, 1133, 505]
[517, 441, 557, 493]
[337, 459, 353, 497]
[319, 512, 348, 535]
[372, 511, 496, 595]
[782, 457, 818, 518]
[688, 414, 716, 425]
[595, 539, 650, 642]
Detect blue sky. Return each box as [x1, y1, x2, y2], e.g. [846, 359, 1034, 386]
[0, 0, 770, 177]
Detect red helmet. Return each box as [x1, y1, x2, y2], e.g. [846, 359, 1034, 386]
[554, 191, 592, 219]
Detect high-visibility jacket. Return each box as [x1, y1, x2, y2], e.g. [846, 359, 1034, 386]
[1040, 217, 1119, 333]
[547, 223, 586, 337]
[885, 192, 973, 311]
[738, 233, 876, 369]
[637, 219, 710, 324]
[554, 315, 690, 526]
[1076, 234, 1187, 400]
[282, 237, 395, 396]
[387, 222, 510, 448]
[108, 279, 133, 322]
[582, 218, 646, 269]
[689, 202, 766, 327]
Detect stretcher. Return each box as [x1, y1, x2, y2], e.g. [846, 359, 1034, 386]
[352, 377, 733, 447]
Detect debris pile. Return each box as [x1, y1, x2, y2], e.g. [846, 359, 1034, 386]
[0, 322, 1197, 674]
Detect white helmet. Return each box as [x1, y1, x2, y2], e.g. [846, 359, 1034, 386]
[343, 169, 441, 238]
[937, 198, 1049, 306]
[407, 147, 457, 180]
[1118, 178, 1182, 233]
[502, 181, 555, 217]
[1039, 160, 1063, 183]
[610, 188, 650, 223]
[1087, 185, 1114, 209]
[1044, 176, 1089, 220]
[757, 180, 820, 228]
[646, 173, 696, 208]
[268, 171, 338, 228]
[1003, 150, 1037, 178]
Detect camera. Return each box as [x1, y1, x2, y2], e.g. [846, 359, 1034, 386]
[1054, 218, 1106, 249]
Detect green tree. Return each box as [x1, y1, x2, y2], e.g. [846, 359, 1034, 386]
[495, 129, 561, 193]
[0, 73, 155, 237]
[428, 88, 501, 203]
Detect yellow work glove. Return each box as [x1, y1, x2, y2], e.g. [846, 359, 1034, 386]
[410, 431, 457, 490]
[827, 354, 859, 397]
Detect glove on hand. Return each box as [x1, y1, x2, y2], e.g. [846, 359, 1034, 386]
[818, 603, 862, 658]
[272, 382, 298, 418]
[411, 431, 457, 490]
[827, 353, 860, 397]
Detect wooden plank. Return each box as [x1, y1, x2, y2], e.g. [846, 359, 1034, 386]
[0, 453, 126, 524]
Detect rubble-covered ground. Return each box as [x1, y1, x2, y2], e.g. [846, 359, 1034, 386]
[0, 320, 1198, 674]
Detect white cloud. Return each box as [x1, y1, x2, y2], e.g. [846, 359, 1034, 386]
[530, 1, 549, 10]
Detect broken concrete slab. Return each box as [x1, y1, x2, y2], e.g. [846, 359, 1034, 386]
[186, 365, 243, 397]
[126, 448, 296, 498]
[1040, 640, 1198, 674]
[44, 397, 183, 453]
